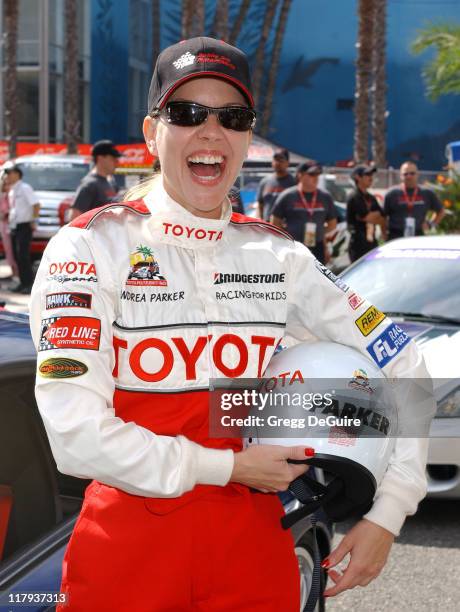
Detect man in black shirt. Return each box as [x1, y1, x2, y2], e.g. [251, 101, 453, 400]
[383, 161, 445, 240]
[346, 165, 385, 262]
[256, 148, 296, 220]
[270, 159, 337, 263]
[228, 187, 245, 214]
[69, 140, 121, 220]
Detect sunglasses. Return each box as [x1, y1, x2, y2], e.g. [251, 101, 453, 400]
[153, 101, 257, 132]
[402, 172, 417, 176]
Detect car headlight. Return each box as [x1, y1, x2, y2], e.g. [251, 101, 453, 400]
[436, 388, 460, 417]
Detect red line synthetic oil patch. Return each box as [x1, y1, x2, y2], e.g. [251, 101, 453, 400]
[45, 292, 92, 310]
[39, 357, 88, 378]
[39, 317, 101, 351]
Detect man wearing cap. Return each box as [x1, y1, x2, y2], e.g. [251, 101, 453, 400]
[69, 140, 121, 221]
[256, 149, 295, 220]
[270, 159, 337, 263]
[4, 165, 40, 293]
[383, 161, 444, 241]
[346, 165, 385, 262]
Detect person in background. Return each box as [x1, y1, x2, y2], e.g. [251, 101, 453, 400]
[228, 186, 245, 214]
[69, 140, 121, 221]
[0, 173, 18, 279]
[256, 148, 295, 220]
[4, 165, 40, 294]
[346, 165, 385, 262]
[383, 161, 445, 241]
[270, 159, 337, 264]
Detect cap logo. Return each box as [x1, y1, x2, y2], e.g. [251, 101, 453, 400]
[173, 51, 196, 70]
[196, 52, 236, 70]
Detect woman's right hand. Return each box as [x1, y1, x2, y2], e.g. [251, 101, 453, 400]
[230, 445, 314, 492]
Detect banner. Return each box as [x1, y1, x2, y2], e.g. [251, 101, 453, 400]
[0, 142, 156, 168]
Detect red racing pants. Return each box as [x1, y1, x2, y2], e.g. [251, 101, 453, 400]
[58, 481, 300, 611]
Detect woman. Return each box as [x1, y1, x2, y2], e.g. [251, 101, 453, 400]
[0, 173, 18, 279]
[30, 38, 432, 611]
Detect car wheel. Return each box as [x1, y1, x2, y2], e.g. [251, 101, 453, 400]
[147, 271, 154, 279]
[296, 533, 325, 612]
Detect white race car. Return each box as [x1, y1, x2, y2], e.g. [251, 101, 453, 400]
[341, 235, 460, 499]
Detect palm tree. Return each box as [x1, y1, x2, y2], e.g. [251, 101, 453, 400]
[412, 23, 460, 100]
[64, 0, 79, 153]
[371, 0, 387, 167]
[4, 0, 19, 158]
[354, 0, 375, 163]
[182, 0, 205, 38]
[229, 0, 251, 45]
[211, 0, 229, 40]
[182, 0, 193, 38]
[152, 0, 161, 67]
[260, 0, 292, 137]
[136, 245, 155, 261]
[194, 0, 205, 37]
[252, 0, 278, 107]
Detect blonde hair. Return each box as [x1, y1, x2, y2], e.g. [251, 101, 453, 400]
[123, 172, 161, 201]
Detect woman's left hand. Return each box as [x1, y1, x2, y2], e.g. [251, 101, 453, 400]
[322, 519, 395, 598]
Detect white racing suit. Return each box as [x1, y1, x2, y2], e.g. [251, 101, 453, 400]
[30, 181, 434, 611]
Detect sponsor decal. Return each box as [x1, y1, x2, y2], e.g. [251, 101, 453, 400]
[355, 305, 386, 337]
[348, 368, 374, 394]
[120, 290, 185, 303]
[214, 272, 285, 285]
[348, 292, 364, 310]
[47, 261, 97, 284]
[39, 317, 101, 351]
[328, 426, 357, 447]
[173, 51, 196, 70]
[112, 334, 280, 381]
[366, 323, 410, 367]
[45, 292, 92, 310]
[314, 261, 349, 292]
[196, 52, 236, 70]
[216, 290, 286, 301]
[39, 357, 88, 379]
[163, 222, 223, 242]
[126, 245, 167, 287]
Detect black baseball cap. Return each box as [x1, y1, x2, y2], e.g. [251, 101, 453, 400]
[273, 148, 289, 162]
[148, 37, 254, 113]
[91, 140, 121, 158]
[352, 165, 377, 178]
[3, 164, 23, 177]
[297, 159, 323, 175]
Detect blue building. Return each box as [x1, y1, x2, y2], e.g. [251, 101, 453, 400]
[0, 0, 152, 146]
[154, 0, 460, 169]
[2, 0, 459, 169]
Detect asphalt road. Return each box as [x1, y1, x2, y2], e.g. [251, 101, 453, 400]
[325, 498, 460, 612]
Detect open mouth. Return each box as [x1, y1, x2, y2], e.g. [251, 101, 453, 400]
[187, 153, 226, 183]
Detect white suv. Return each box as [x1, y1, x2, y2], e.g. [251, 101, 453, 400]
[3, 154, 91, 251]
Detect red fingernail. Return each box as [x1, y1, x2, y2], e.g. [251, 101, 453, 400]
[321, 558, 330, 568]
[305, 447, 315, 457]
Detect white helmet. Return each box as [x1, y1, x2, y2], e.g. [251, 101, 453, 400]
[244, 341, 398, 523]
